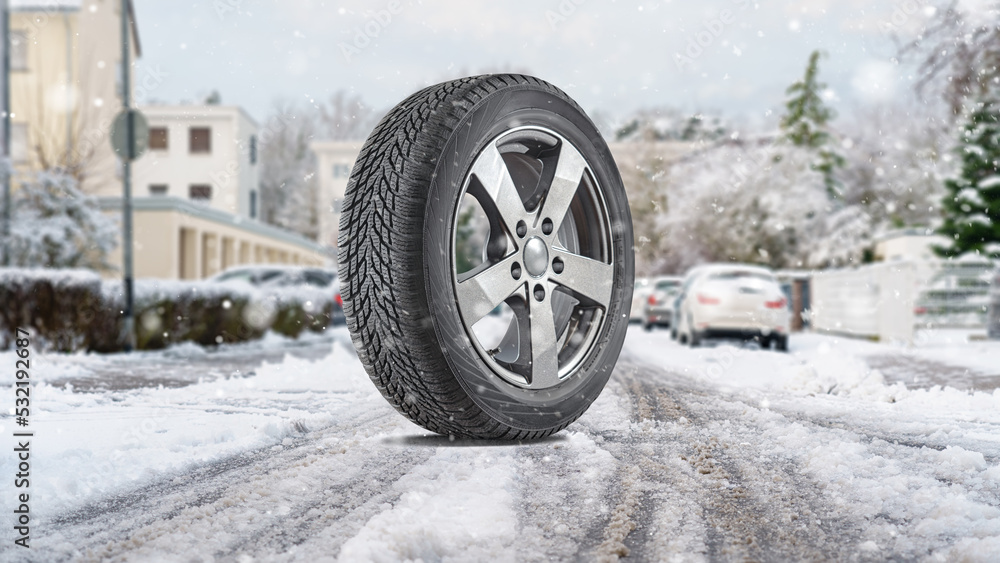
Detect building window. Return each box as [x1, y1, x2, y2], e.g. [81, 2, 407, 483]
[9, 31, 28, 71]
[149, 184, 168, 195]
[149, 127, 169, 150]
[249, 135, 257, 165]
[249, 190, 257, 218]
[189, 184, 212, 200]
[333, 163, 351, 178]
[189, 127, 211, 154]
[10, 123, 28, 162]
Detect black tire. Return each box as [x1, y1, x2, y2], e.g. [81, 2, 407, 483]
[689, 331, 702, 347]
[774, 335, 789, 352]
[338, 74, 634, 439]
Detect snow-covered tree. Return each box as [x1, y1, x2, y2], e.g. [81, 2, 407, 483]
[259, 101, 320, 240]
[615, 108, 728, 143]
[0, 166, 118, 269]
[259, 91, 379, 241]
[780, 50, 844, 198]
[839, 106, 950, 234]
[901, 1, 1000, 117]
[935, 95, 1000, 259]
[661, 141, 829, 271]
[618, 141, 675, 275]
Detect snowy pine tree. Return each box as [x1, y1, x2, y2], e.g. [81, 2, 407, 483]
[936, 96, 1000, 259]
[0, 167, 119, 269]
[780, 50, 844, 198]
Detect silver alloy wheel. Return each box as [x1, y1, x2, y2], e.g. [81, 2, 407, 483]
[452, 126, 614, 390]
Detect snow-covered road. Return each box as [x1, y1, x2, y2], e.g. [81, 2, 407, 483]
[2, 328, 999, 561]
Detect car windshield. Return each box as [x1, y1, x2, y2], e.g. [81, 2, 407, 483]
[655, 280, 680, 291]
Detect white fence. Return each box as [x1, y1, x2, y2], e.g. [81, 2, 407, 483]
[811, 262, 918, 343]
[810, 259, 994, 343]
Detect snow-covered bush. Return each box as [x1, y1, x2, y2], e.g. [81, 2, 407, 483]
[0, 167, 119, 270]
[0, 268, 337, 352]
[660, 141, 829, 271]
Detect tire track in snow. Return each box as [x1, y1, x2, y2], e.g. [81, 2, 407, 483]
[34, 407, 435, 562]
[590, 358, 869, 561]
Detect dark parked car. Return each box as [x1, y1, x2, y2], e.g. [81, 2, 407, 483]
[642, 276, 681, 331]
[210, 266, 345, 326]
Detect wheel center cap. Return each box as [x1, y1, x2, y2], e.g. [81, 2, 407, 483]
[523, 237, 549, 278]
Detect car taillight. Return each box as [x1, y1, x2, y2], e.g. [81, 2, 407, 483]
[765, 297, 787, 309]
[697, 294, 719, 305]
[914, 306, 927, 315]
[647, 294, 658, 306]
[335, 293, 343, 307]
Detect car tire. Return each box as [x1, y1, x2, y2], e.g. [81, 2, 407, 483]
[689, 331, 701, 347]
[774, 335, 788, 352]
[339, 74, 634, 439]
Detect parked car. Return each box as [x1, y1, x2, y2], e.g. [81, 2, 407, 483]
[630, 277, 652, 323]
[670, 265, 712, 340]
[673, 264, 790, 351]
[210, 266, 345, 325]
[642, 276, 682, 330]
[989, 267, 1000, 340]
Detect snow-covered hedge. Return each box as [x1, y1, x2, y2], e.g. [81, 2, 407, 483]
[0, 268, 337, 352]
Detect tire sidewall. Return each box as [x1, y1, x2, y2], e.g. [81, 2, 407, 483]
[423, 85, 634, 432]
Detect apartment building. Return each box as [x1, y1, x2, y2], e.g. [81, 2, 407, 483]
[8, 0, 138, 192]
[8, 0, 328, 278]
[133, 105, 260, 219]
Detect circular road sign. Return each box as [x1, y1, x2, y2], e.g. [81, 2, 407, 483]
[110, 109, 150, 161]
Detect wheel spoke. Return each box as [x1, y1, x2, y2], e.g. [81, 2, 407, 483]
[470, 145, 527, 235]
[552, 252, 613, 309]
[528, 282, 561, 388]
[456, 254, 524, 324]
[538, 143, 587, 233]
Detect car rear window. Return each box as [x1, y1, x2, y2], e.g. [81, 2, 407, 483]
[708, 271, 775, 283]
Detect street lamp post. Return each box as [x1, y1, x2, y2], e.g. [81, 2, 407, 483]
[2, 0, 11, 267]
[120, 0, 135, 351]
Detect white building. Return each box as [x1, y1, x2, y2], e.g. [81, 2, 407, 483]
[133, 105, 261, 219]
[874, 229, 950, 262]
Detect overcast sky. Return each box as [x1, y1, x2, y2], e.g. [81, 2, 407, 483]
[131, 0, 936, 128]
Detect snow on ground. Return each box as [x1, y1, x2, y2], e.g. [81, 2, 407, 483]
[626, 327, 1000, 560]
[0, 329, 373, 519]
[1, 326, 999, 560]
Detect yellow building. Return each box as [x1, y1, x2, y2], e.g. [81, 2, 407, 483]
[8, 0, 329, 278]
[9, 0, 138, 192]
